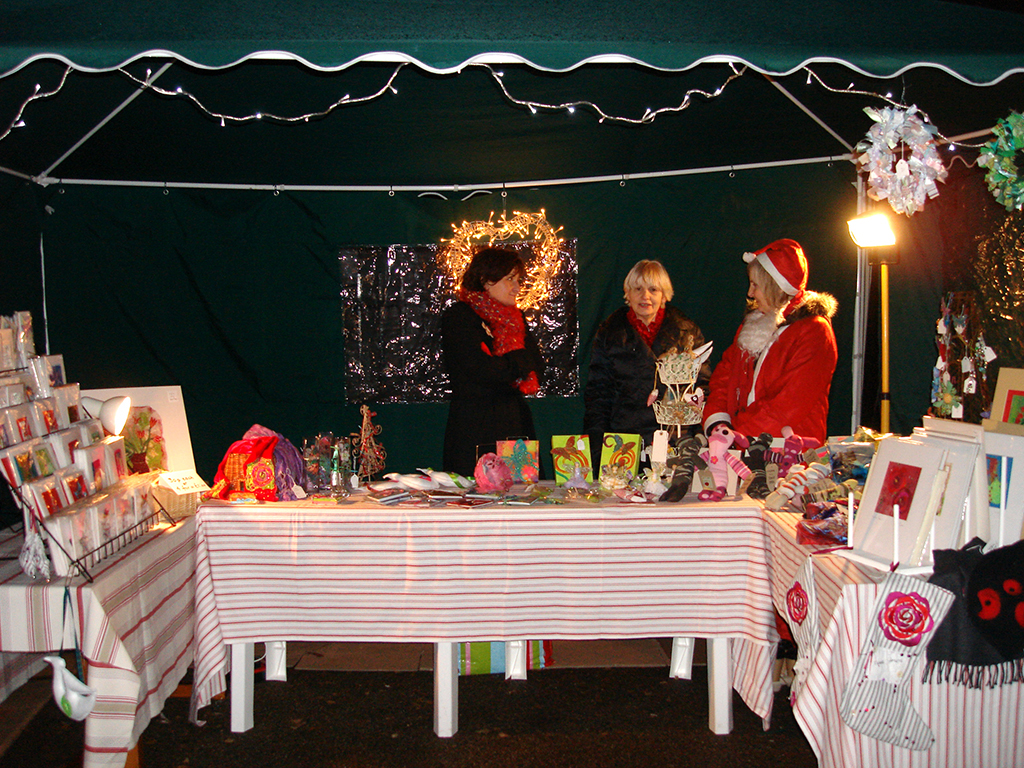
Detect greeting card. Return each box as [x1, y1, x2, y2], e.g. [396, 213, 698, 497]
[496, 439, 540, 483]
[550, 435, 593, 485]
[598, 433, 641, 479]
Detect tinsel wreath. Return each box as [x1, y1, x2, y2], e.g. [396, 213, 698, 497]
[972, 208, 1024, 370]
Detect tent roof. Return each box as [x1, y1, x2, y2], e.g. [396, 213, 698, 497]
[1, 0, 1022, 190]
[2, 0, 1023, 82]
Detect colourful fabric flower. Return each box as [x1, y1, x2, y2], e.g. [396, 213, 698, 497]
[879, 590, 934, 647]
[787, 581, 809, 626]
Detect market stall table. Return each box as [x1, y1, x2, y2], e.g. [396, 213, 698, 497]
[0, 516, 197, 768]
[190, 495, 780, 737]
[763, 508, 1024, 768]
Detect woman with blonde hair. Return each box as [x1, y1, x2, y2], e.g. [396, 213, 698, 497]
[703, 239, 838, 444]
[584, 259, 708, 452]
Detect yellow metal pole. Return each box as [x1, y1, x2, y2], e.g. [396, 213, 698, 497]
[880, 261, 890, 433]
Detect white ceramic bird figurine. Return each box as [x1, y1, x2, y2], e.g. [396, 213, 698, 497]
[44, 655, 97, 721]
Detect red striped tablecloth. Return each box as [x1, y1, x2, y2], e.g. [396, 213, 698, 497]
[763, 509, 1024, 768]
[191, 498, 780, 726]
[0, 517, 197, 768]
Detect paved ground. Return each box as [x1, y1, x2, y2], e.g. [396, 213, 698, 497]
[1, 664, 817, 768]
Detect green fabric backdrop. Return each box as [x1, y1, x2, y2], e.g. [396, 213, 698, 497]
[2, 161, 925, 483]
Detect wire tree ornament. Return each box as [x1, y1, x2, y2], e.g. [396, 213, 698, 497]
[439, 209, 564, 310]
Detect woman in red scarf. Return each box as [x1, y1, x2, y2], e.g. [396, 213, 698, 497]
[441, 248, 543, 476]
[584, 260, 709, 456]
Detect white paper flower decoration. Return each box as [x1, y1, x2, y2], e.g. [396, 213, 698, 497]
[854, 106, 948, 216]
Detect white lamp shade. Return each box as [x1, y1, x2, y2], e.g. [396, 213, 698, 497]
[847, 213, 896, 248]
[81, 395, 132, 436]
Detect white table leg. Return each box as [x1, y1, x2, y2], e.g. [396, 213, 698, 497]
[706, 637, 733, 734]
[669, 637, 694, 679]
[229, 642, 255, 733]
[433, 642, 458, 737]
[505, 640, 528, 680]
[265, 640, 288, 681]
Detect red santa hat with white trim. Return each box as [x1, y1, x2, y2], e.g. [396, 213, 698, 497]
[742, 239, 808, 314]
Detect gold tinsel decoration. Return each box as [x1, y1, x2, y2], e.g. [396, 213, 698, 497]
[439, 209, 564, 310]
[973, 210, 1024, 368]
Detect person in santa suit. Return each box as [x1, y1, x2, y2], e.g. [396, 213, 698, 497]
[702, 239, 837, 445]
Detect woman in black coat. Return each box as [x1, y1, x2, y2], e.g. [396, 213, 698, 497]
[442, 248, 544, 476]
[583, 260, 708, 457]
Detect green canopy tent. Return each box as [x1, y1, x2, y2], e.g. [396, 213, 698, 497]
[1, 0, 1022, 478]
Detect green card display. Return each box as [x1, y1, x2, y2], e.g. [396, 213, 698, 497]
[550, 435, 593, 485]
[598, 433, 640, 478]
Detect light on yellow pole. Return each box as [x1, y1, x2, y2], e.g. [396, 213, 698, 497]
[848, 212, 897, 434]
[879, 262, 890, 434]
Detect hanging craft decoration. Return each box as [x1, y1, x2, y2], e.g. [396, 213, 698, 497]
[439, 210, 564, 310]
[978, 111, 1024, 212]
[854, 106, 948, 216]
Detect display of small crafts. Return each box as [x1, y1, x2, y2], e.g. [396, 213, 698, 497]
[652, 342, 712, 439]
[932, 292, 996, 422]
[302, 433, 350, 495]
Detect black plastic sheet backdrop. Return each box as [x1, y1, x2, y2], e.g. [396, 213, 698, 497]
[340, 240, 579, 404]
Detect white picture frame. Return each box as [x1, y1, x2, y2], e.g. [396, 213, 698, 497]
[849, 436, 949, 570]
[81, 386, 197, 473]
[981, 431, 1024, 549]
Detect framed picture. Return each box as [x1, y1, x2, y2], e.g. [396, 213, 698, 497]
[81, 386, 198, 473]
[982, 367, 1024, 437]
[912, 422, 985, 555]
[851, 437, 949, 569]
[982, 431, 1024, 548]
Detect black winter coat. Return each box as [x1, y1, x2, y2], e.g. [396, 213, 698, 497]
[583, 305, 709, 448]
[441, 302, 543, 476]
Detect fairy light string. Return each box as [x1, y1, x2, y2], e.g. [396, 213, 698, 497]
[0, 65, 72, 142]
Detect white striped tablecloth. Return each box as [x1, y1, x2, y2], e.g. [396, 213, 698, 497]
[0, 516, 197, 768]
[191, 497, 780, 726]
[763, 509, 1024, 768]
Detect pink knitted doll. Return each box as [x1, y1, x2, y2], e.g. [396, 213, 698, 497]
[698, 424, 752, 501]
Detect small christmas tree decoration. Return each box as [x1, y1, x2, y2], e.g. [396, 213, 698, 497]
[355, 405, 386, 482]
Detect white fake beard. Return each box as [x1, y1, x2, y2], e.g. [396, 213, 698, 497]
[736, 310, 782, 357]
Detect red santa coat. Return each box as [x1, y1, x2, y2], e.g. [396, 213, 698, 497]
[703, 292, 838, 444]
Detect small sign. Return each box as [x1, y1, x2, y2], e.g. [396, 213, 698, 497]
[158, 469, 210, 495]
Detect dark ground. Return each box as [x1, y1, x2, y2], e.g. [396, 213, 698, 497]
[1, 666, 817, 768]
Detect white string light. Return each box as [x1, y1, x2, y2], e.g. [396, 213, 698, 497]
[485, 63, 747, 124]
[0, 65, 72, 142]
[803, 67, 990, 150]
[116, 63, 406, 125]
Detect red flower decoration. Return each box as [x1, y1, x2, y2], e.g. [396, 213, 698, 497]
[879, 590, 934, 647]
[787, 581, 809, 626]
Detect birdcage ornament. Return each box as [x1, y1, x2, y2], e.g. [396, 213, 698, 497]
[652, 342, 712, 439]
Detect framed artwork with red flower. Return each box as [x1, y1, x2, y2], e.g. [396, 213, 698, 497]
[982, 367, 1024, 438]
[849, 436, 949, 571]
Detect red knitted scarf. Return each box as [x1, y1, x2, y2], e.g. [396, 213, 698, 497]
[627, 306, 665, 348]
[460, 289, 539, 395]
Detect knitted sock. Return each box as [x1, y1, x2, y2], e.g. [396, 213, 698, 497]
[741, 432, 773, 500]
[838, 571, 953, 750]
[659, 434, 707, 502]
[784, 558, 821, 703]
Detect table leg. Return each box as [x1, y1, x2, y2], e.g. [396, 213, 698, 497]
[505, 640, 528, 680]
[433, 642, 458, 737]
[229, 642, 254, 733]
[265, 641, 288, 681]
[706, 637, 733, 735]
[669, 637, 694, 679]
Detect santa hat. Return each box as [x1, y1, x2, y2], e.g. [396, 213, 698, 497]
[742, 239, 808, 312]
